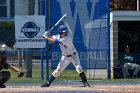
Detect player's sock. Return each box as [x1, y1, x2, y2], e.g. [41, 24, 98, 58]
[79, 72, 87, 82]
[49, 75, 55, 85]
[79, 72, 90, 87]
[40, 75, 55, 87]
[0, 83, 6, 88]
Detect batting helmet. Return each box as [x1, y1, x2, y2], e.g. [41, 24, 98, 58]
[58, 25, 68, 33]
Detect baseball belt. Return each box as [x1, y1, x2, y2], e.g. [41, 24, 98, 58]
[66, 52, 76, 57]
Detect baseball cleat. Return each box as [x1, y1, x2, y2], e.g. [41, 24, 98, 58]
[41, 83, 50, 87]
[83, 82, 90, 87]
[0, 84, 6, 88]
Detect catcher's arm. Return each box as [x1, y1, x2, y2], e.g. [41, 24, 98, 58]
[9, 65, 20, 72]
[9, 66, 26, 77]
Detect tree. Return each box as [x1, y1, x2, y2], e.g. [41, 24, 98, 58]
[110, 0, 137, 11]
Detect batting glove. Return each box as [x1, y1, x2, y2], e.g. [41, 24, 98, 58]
[43, 31, 51, 38]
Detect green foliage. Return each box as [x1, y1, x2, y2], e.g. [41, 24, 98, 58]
[0, 21, 15, 47]
[110, 0, 137, 11]
[0, 21, 14, 28]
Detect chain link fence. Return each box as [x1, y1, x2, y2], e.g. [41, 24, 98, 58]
[0, 0, 111, 84]
[0, 0, 47, 84]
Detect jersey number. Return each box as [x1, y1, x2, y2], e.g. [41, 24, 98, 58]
[60, 41, 67, 49]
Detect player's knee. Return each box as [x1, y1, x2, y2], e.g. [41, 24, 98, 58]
[76, 65, 83, 74]
[0, 72, 3, 82]
[1, 71, 11, 83]
[2, 71, 11, 79]
[135, 65, 140, 70]
[123, 63, 129, 69]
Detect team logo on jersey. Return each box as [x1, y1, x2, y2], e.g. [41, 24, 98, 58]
[21, 22, 40, 38]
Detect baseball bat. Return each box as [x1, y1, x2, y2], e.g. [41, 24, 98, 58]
[64, 21, 72, 34]
[48, 13, 67, 32]
[43, 13, 67, 38]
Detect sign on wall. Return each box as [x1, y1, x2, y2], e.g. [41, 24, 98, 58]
[15, 15, 46, 48]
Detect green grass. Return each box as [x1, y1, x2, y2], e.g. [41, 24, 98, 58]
[8, 66, 82, 84]
[95, 79, 140, 82]
[7, 65, 140, 84]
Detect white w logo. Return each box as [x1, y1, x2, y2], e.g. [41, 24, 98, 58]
[58, 0, 99, 37]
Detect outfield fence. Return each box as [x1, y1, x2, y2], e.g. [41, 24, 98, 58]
[0, 0, 110, 81]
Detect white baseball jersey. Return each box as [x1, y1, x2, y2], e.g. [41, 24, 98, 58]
[52, 34, 77, 55]
[51, 34, 83, 77]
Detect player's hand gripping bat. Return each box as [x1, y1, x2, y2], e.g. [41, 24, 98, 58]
[43, 13, 67, 38]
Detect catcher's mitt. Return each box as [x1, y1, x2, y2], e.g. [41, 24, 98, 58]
[18, 69, 26, 78]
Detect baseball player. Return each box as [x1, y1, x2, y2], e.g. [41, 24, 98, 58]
[41, 25, 90, 87]
[0, 51, 25, 88]
[120, 45, 140, 78]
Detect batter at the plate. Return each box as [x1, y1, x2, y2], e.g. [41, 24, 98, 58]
[41, 25, 90, 87]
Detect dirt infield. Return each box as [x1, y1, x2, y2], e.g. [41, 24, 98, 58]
[0, 83, 140, 93]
